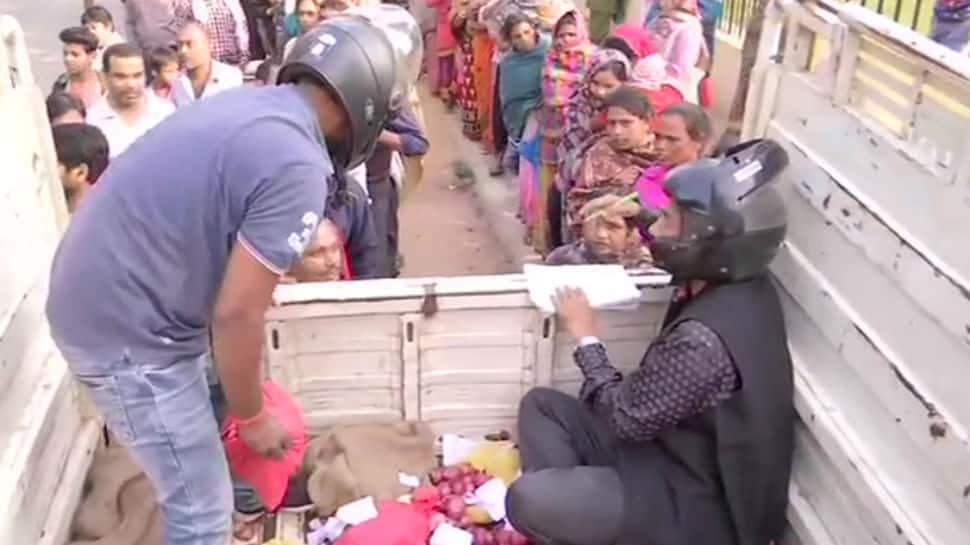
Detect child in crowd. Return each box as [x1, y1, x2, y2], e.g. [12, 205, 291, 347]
[52, 27, 104, 109]
[52, 122, 110, 213]
[81, 5, 126, 67]
[148, 47, 180, 103]
[46, 92, 87, 126]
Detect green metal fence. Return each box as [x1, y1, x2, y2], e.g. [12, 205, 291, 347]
[717, 0, 937, 39]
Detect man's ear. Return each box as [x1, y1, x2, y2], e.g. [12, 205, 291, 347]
[62, 164, 90, 189]
[74, 163, 92, 186]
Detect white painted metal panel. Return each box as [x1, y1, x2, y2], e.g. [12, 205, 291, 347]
[265, 275, 672, 440]
[744, 1, 970, 544]
[0, 16, 99, 544]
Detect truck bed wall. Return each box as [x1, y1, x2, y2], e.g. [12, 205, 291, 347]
[0, 16, 101, 545]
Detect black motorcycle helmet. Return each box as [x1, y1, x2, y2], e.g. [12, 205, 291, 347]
[650, 139, 790, 282]
[278, 17, 399, 170]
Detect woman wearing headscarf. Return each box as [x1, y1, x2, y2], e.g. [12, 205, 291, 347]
[555, 49, 630, 240]
[451, 0, 483, 139]
[604, 23, 689, 109]
[545, 192, 653, 268]
[536, 8, 594, 253]
[428, 0, 458, 105]
[646, 0, 707, 97]
[603, 23, 657, 61]
[635, 102, 711, 216]
[565, 85, 658, 238]
[628, 52, 687, 112]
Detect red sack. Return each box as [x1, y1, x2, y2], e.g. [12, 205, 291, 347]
[335, 502, 432, 545]
[223, 381, 309, 512]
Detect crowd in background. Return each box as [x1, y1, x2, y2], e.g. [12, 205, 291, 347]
[45, 0, 723, 284]
[417, 0, 716, 264]
[46, 0, 430, 285]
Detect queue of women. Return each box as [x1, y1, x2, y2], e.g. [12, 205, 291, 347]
[418, 0, 714, 268]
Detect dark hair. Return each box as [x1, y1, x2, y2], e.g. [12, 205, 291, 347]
[600, 36, 637, 63]
[102, 43, 144, 73]
[52, 123, 110, 182]
[148, 46, 178, 80]
[603, 85, 654, 119]
[592, 60, 628, 81]
[501, 12, 536, 42]
[46, 92, 87, 122]
[255, 60, 275, 84]
[58, 26, 100, 53]
[81, 5, 115, 28]
[660, 103, 712, 144]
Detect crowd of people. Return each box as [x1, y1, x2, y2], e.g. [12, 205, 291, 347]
[46, 0, 724, 281]
[38, 2, 799, 545]
[47, 0, 429, 281]
[417, 0, 716, 265]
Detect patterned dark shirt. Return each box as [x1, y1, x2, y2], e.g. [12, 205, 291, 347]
[575, 319, 740, 442]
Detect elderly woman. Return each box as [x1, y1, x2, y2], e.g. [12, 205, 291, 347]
[545, 192, 653, 268]
[565, 85, 658, 239]
[636, 103, 712, 213]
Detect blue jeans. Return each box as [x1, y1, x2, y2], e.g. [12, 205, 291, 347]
[205, 367, 267, 515]
[71, 354, 233, 545]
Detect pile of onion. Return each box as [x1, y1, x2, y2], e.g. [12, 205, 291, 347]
[413, 463, 530, 545]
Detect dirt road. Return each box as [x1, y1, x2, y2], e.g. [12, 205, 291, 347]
[398, 87, 517, 277]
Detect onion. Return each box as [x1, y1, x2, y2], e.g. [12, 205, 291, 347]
[457, 515, 473, 529]
[506, 529, 530, 545]
[441, 467, 460, 482]
[450, 480, 467, 496]
[472, 527, 495, 545]
[492, 530, 511, 545]
[458, 463, 475, 476]
[462, 475, 476, 492]
[429, 468, 444, 485]
[443, 495, 466, 520]
[437, 482, 452, 497]
[472, 472, 490, 487]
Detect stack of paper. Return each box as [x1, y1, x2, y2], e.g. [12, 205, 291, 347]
[523, 264, 642, 313]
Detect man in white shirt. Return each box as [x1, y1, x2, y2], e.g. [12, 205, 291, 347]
[174, 21, 243, 107]
[88, 43, 175, 158]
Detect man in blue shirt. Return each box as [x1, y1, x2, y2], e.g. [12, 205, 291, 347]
[46, 19, 399, 545]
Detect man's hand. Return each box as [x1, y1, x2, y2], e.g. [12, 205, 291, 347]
[553, 287, 599, 339]
[377, 130, 403, 152]
[239, 411, 293, 460]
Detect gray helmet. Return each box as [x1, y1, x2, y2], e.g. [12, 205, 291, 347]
[650, 139, 789, 282]
[278, 18, 399, 170]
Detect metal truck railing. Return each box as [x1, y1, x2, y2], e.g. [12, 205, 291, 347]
[719, 0, 938, 40]
[740, 1, 970, 543]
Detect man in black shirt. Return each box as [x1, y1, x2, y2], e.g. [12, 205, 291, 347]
[507, 139, 795, 545]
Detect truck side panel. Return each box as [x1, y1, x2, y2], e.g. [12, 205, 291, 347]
[0, 16, 100, 545]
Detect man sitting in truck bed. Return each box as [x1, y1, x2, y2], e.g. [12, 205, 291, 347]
[506, 139, 795, 545]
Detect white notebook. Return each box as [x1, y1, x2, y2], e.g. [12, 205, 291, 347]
[523, 264, 642, 313]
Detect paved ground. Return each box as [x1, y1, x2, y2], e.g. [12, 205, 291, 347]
[3, 0, 124, 89]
